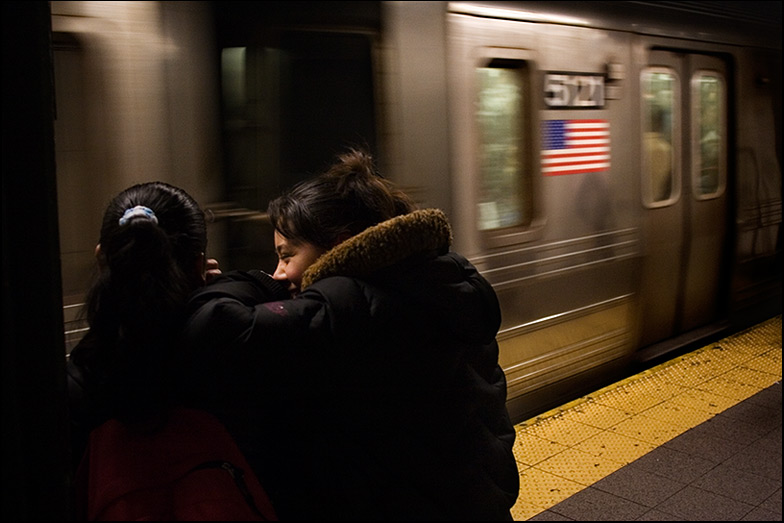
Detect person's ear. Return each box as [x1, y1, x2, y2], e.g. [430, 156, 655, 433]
[193, 252, 207, 286]
[94, 244, 106, 270]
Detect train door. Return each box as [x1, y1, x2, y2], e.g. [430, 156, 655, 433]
[638, 49, 729, 348]
[213, 4, 380, 273]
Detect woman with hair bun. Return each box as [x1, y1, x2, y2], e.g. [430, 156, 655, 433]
[179, 149, 520, 521]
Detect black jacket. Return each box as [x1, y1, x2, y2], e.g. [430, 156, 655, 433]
[176, 209, 519, 520]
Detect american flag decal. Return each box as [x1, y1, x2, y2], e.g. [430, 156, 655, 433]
[541, 119, 610, 175]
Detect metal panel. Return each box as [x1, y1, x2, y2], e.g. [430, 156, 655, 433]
[448, 11, 640, 411]
[638, 48, 730, 345]
[681, 54, 729, 330]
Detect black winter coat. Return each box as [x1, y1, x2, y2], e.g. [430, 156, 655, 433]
[176, 209, 519, 521]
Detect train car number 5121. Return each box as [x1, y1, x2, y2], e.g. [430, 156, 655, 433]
[545, 73, 605, 109]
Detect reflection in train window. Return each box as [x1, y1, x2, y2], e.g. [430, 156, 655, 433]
[476, 59, 532, 231]
[692, 72, 725, 198]
[641, 69, 679, 205]
[219, 33, 376, 212]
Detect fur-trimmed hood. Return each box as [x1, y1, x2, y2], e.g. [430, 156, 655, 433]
[300, 208, 500, 346]
[301, 208, 453, 290]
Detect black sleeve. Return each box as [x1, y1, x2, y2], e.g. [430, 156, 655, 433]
[182, 273, 379, 362]
[187, 270, 289, 312]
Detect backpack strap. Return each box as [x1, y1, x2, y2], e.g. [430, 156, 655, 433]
[187, 460, 267, 519]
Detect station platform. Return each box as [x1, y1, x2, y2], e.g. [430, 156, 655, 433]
[511, 315, 782, 521]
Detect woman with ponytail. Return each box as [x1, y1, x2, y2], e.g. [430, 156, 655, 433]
[66, 181, 214, 468]
[67, 183, 283, 521]
[179, 149, 520, 521]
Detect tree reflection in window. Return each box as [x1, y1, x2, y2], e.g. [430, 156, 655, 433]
[476, 60, 532, 230]
[695, 74, 723, 196]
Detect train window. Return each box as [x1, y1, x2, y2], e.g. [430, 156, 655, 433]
[692, 72, 726, 199]
[476, 58, 533, 231]
[641, 68, 680, 206]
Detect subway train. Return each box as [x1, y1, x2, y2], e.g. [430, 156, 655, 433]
[48, 1, 781, 425]
[2, 1, 780, 519]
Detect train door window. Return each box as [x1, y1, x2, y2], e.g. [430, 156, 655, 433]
[641, 68, 680, 206]
[278, 31, 377, 183]
[691, 72, 726, 199]
[218, 31, 376, 209]
[476, 58, 534, 233]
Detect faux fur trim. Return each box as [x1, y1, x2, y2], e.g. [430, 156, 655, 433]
[301, 208, 453, 290]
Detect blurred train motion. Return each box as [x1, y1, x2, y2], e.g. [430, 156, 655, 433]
[50, 1, 781, 423]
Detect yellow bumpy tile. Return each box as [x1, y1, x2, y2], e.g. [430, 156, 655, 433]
[520, 418, 603, 447]
[513, 431, 569, 467]
[574, 430, 657, 464]
[558, 400, 631, 430]
[516, 467, 585, 509]
[668, 387, 741, 415]
[639, 401, 715, 429]
[609, 414, 687, 445]
[535, 447, 625, 485]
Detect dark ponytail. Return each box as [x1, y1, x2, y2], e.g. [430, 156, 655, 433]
[268, 148, 415, 248]
[76, 181, 207, 422]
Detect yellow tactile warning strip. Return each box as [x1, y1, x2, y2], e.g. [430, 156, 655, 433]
[510, 315, 782, 521]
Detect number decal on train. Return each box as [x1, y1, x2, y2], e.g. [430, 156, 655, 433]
[544, 73, 605, 109]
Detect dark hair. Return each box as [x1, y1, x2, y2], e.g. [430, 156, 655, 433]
[78, 181, 207, 421]
[268, 149, 415, 248]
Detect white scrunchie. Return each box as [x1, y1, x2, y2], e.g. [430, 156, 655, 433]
[118, 205, 158, 226]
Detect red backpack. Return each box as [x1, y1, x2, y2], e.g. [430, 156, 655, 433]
[75, 408, 278, 521]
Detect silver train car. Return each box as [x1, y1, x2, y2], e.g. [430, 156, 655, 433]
[50, 1, 781, 423]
